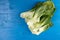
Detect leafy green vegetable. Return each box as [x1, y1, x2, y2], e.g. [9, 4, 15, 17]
[20, 0, 56, 35]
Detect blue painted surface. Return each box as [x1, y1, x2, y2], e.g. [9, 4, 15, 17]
[0, 0, 60, 40]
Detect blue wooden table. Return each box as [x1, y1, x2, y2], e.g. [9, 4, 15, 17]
[0, 0, 60, 40]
